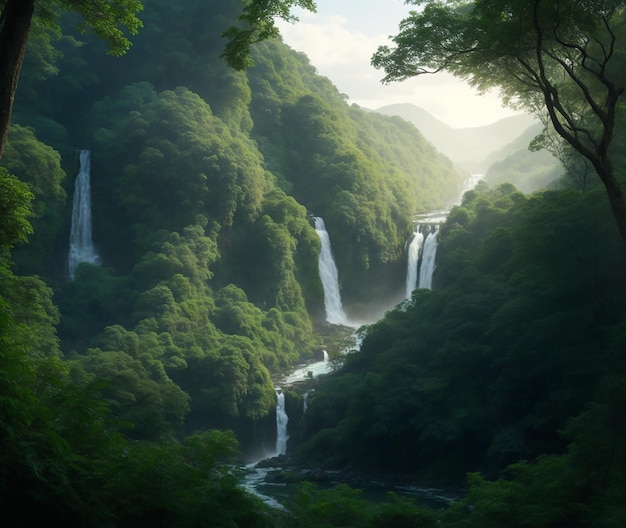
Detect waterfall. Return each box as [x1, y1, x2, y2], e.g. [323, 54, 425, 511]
[418, 227, 439, 290]
[314, 217, 348, 325]
[68, 150, 100, 278]
[406, 174, 479, 294]
[406, 228, 425, 298]
[303, 391, 309, 413]
[275, 390, 289, 456]
[322, 350, 329, 362]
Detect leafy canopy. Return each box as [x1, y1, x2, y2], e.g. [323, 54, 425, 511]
[222, 0, 317, 70]
[373, 0, 626, 247]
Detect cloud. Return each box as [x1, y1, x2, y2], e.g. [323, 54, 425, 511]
[277, 16, 385, 68]
[275, 10, 522, 128]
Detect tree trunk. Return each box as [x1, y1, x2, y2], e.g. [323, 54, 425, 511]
[0, 0, 35, 159]
[600, 169, 626, 250]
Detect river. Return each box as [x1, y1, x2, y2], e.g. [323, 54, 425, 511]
[240, 185, 485, 510]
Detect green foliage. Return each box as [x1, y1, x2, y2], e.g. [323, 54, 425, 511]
[280, 482, 438, 528]
[439, 366, 626, 527]
[442, 458, 586, 528]
[0, 309, 120, 524]
[0, 0, 498, 525]
[88, 84, 267, 268]
[373, 0, 626, 246]
[247, 49, 463, 301]
[133, 222, 219, 290]
[1, 1, 626, 525]
[23, 0, 143, 58]
[485, 147, 563, 194]
[1, 125, 65, 212]
[300, 183, 626, 484]
[101, 431, 273, 528]
[0, 167, 33, 255]
[66, 0, 143, 56]
[1, 125, 68, 274]
[56, 265, 136, 350]
[0, 271, 60, 358]
[222, 0, 317, 70]
[218, 189, 319, 320]
[0, 344, 270, 525]
[12, 0, 465, 313]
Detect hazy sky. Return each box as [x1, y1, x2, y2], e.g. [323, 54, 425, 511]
[276, 0, 522, 128]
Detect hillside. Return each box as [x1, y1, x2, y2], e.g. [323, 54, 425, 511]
[375, 102, 537, 170]
[484, 124, 564, 193]
[3, 0, 463, 452]
[2, 0, 626, 525]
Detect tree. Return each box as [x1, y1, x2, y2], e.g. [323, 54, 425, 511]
[372, 0, 626, 248]
[0, 166, 33, 255]
[0, 0, 143, 157]
[0, 0, 318, 158]
[222, 0, 317, 70]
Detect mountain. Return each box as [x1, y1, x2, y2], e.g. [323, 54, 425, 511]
[483, 123, 545, 166]
[375, 103, 537, 170]
[3, 0, 464, 454]
[483, 123, 563, 193]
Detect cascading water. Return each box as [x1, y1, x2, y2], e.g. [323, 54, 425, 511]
[314, 217, 348, 325]
[68, 149, 100, 278]
[405, 173, 480, 293]
[239, 390, 289, 510]
[246, 175, 480, 506]
[275, 390, 289, 456]
[418, 227, 439, 290]
[406, 228, 425, 298]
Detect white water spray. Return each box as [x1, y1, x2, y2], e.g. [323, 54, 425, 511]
[314, 217, 348, 325]
[68, 150, 100, 278]
[406, 228, 425, 298]
[418, 227, 439, 290]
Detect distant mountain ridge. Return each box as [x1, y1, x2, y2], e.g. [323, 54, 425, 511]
[375, 103, 537, 170]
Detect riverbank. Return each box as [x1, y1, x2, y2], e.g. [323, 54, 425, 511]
[243, 455, 463, 510]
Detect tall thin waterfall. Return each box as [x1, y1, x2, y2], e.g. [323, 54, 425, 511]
[406, 228, 425, 298]
[418, 227, 439, 290]
[314, 217, 347, 325]
[68, 150, 100, 278]
[275, 390, 289, 456]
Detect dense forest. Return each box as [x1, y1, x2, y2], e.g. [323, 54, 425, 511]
[1, 0, 626, 526]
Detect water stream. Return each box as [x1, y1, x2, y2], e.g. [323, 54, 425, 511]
[242, 193, 480, 509]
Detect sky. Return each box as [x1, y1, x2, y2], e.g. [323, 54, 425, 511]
[276, 0, 522, 129]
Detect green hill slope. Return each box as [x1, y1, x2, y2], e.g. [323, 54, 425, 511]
[3, 0, 463, 447]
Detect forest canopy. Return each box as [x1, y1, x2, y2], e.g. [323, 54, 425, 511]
[2, 0, 625, 526]
[373, 0, 626, 246]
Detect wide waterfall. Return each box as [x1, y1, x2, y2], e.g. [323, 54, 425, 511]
[418, 227, 439, 290]
[275, 390, 289, 456]
[405, 224, 439, 297]
[406, 228, 425, 298]
[314, 217, 348, 325]
[404, 173, 480, 294]
[68, 150, 100, 278]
